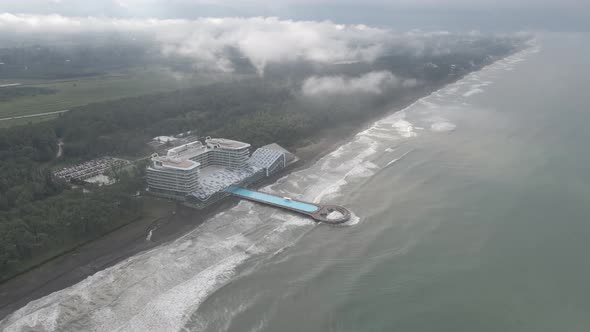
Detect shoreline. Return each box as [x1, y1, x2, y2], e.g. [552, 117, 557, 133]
[0, 121, 358, 320]
[0, 56, 509, 320]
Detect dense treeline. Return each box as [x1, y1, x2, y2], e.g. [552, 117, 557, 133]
[0, 39, 521, 279]
[0, 121, 144, 279]
[0, 124, 61, 211]
[56, 80, 294, 158]
[0, 177, 143, 280]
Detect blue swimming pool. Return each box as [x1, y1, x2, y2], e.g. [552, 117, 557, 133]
[229, 187, 319, 213]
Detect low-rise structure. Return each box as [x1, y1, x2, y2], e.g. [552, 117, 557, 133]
[54, 157, 129, 183]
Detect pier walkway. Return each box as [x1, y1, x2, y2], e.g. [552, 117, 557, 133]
[227, 187, 350, 224]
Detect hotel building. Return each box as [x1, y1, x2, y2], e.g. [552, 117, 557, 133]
[146, 137, 290, 207]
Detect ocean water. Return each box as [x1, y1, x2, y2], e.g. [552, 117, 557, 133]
[3, 33, 590, 331]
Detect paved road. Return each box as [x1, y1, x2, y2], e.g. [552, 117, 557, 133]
[0, 109, 70, 122]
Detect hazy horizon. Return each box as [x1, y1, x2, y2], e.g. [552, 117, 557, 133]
[0, 0, 588, 32]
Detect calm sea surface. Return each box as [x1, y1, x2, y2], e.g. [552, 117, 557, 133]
[2, 33, 590, 332]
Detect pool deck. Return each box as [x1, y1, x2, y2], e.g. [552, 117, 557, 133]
[227, 187, 350, 224]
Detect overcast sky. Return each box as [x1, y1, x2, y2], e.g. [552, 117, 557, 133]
[0, 0, 587, 31]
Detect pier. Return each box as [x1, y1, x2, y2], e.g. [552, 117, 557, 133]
[227, 187, 350, 224]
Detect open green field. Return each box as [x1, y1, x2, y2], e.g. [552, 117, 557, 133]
[0, 68, 240, 127]
[0, 113, 62, 127]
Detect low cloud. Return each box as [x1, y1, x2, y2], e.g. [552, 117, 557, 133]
[0, 13, 528, 74]
[302, 71, 417, 96]
[0, 14, 388, 74]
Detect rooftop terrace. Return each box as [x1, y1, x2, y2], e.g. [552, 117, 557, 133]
[166, 141, 208, 159]
[206, 138, 251, 150]
[160, 159, 200, 170]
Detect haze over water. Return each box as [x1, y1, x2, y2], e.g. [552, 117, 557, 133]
[3, 33, 590, 331]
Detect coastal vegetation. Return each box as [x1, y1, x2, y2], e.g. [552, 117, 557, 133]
[0, 124, 145, 280]
[0, 38, 522, 280]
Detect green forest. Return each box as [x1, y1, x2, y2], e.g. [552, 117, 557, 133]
[0, 121, 145, 280]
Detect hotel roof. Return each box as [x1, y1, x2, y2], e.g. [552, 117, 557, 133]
[206, 138, 251, 150]
[149, 154, 201, 171]
[166, 141, 208, 158]
[161, 159, 200, 170]
[165, 138, 250, 161]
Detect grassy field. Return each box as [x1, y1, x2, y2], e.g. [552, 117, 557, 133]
[0, 113, 63, 127]
[0, 68, 240, 127]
